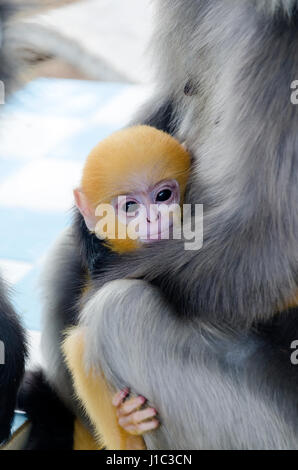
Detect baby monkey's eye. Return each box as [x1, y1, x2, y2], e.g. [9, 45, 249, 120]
[124, 201, 140, 213]
[156, 189, 172, 202]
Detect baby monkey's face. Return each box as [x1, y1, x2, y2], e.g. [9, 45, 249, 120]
[76, 126, 190, 252]
[111, 179, 180, 242]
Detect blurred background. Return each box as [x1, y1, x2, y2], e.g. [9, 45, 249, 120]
[12, 0, 154, 83]
[0, 0, 155, 386]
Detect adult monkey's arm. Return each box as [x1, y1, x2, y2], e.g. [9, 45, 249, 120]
[91, 0, 298, 330]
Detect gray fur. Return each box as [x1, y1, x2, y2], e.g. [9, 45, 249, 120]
[81, 280, 298, 450]
[40, 227, 92, 429]
[111, 0, 298, 327]
[40, 228, 78, 409]
[38, 0, 298, 449]
[0, 0, 21, 93]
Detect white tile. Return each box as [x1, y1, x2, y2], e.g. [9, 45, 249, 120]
[0, 259, 32, 284]
[0, 112, 82, 160]
[0, 158, 83, 212]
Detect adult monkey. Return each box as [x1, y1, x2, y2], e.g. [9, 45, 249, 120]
[0, 1, 27, 443]
[23, 0, 298, 449]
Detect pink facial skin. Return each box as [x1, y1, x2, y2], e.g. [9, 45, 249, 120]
[112, 179, 180, 242]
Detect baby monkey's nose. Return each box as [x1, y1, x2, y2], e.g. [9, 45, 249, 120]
[147, 211, 160, 224]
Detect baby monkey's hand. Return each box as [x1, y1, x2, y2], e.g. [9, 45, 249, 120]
[113, 388, 159, 436]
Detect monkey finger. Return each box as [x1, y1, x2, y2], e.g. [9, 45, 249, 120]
[119, 407, 157, 428]
[112, 388, 130, 407]
[124, 419, 160, 436]
[116, 395, 146, 417]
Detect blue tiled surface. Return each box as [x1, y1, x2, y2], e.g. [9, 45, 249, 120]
[0, 207, 70, 263]
[4, 79, 127, 118]
[11, 413, 27, 434]
[0, 159, 23, 183]
[14, 266, 44, 331]
[51, 123, 118, 161]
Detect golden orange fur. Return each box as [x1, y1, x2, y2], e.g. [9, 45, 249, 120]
[284, 293, 298, 310]
[80, 125, 191, 253]
[73, 419, 101, 451]
[63, 328, 146, 450]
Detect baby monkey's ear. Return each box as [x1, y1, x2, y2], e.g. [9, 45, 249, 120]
[73, 188, 97, 232]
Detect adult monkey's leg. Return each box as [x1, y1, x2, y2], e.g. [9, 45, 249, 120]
[78, 279, 298, 450]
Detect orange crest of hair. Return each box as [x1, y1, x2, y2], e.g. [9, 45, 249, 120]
[80, 125, 191, 253]
[81, 125, 191, 208]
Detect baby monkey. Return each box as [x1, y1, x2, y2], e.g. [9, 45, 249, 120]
[74, 125, 190, 253]
[65, 125, 190, 449]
